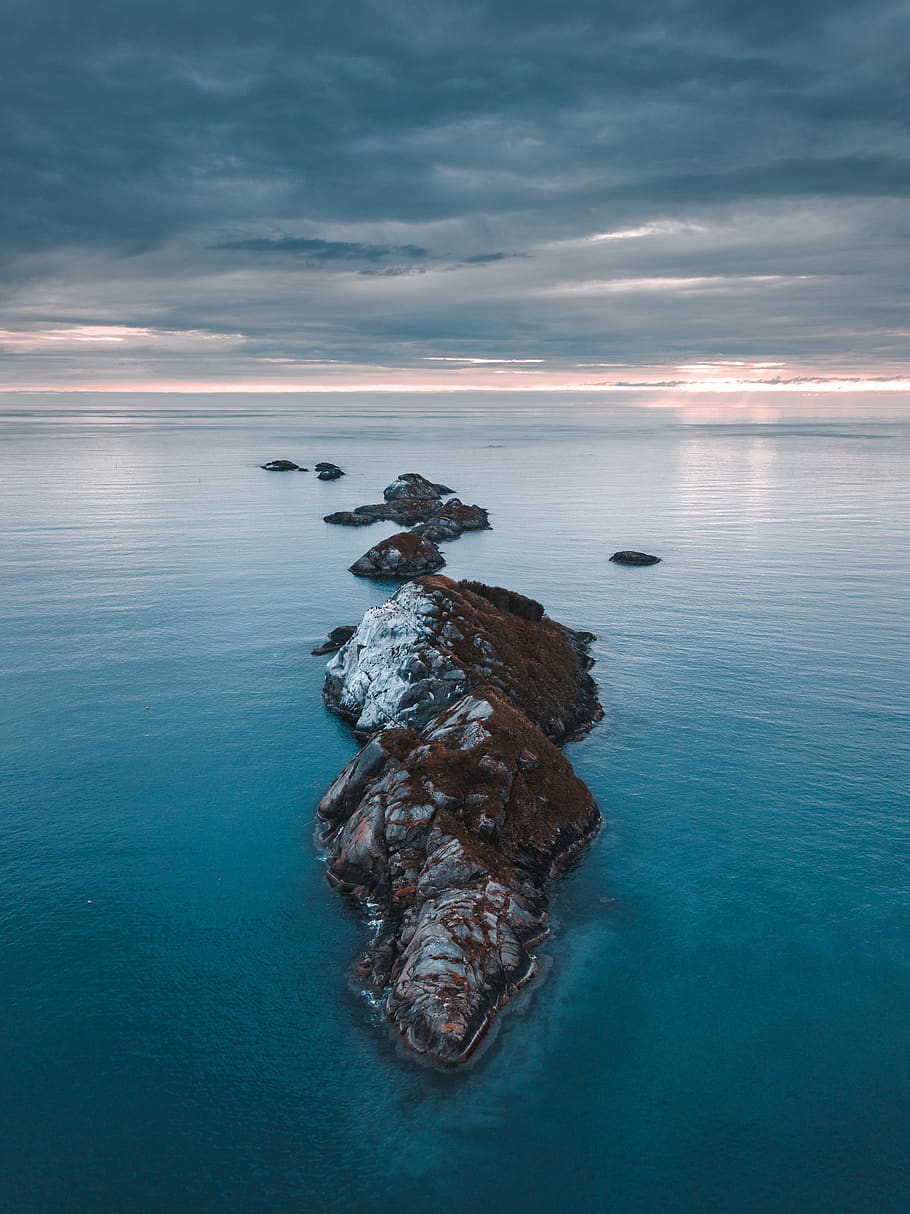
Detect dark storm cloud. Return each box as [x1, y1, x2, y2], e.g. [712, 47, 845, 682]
[209, 235, 517, 274]
[2, 0, 909, 381]
[212, 236, 430, 260]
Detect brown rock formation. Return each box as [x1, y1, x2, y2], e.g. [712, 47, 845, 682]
[317, 689, 601, 1063]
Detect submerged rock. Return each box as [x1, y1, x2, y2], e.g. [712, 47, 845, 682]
[411, 499, 490, 543]
[323, 575, 601, 741]
[317, 689, 601, 1064]
[383, 472, 455, 502]
[311, 625, 357, 656]
[261, 459, 306, 471]
[610, 550, 661, 566]
[349, 533, 446, 580]
[316, 462, 345, 481]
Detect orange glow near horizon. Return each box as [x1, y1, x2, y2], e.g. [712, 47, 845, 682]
[1, 325, 908, 396]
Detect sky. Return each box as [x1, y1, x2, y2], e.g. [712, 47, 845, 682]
[3, 0, 910, 395]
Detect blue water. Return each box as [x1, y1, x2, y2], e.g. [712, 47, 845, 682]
[2, 395, 909, 1213]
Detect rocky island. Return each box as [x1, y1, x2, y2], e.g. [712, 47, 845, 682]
[349, 532, 446, 580]
[324, 471, 490, 545]
[317, 574, 603, 1064]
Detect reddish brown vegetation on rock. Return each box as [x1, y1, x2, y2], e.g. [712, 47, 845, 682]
[317, 688, 601, 1063]
[416, 577, 602, 741]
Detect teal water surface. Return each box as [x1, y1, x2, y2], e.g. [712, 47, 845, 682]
[1, 395, 909, 1213]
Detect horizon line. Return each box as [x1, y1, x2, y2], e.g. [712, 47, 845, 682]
[3, 379, 910, 396]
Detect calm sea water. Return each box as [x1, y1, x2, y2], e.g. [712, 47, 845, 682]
[2, 394, 909, 1213]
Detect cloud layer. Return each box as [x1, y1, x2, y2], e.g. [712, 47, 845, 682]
[3, 0, 909, 389]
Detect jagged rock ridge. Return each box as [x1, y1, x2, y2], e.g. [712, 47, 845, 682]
[317, 575, 604, 1065]
[323, 575, 601, 741]
[318, 689, 601, 1063]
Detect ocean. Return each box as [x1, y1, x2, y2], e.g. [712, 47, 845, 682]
[2, 394, 909, 1213]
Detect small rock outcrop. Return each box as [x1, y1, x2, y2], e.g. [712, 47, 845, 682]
[261, 459, 306, 471]
[322, 511, 376, 526]
[316, 462, 345, 481]
[324, 576, 601, 741]
[317, 689, 601, 1064]
[311, 626, 357, 656]
[610, 550, 661, 566]
[383, 472, 455, 502]
[412, 499, 490, 543]
[349, 533, 446, 580]
[324, 500, 445, 527]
